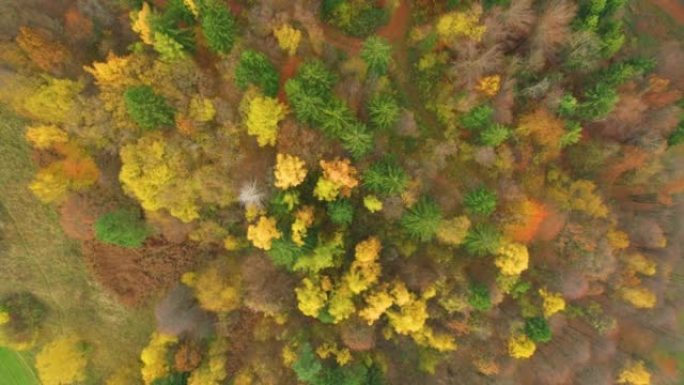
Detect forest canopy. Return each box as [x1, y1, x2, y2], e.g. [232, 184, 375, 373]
[1, 0, 684, 385]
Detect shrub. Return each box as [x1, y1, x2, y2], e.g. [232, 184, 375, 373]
[468, 283, 492, 311]
[94, 208, 151, 248]
[401, 197, 443, 242]
[327, 199, 354, 226]
[124, 85, 175, 130]
[361, 36, 392, 75]
[362, 158, 409, 197]
[368, 94, 401, 130]
[464, 187, 497, 216]
[200, 0, 236, 54]
[0, 292, 47, 347]
[235, 50, 280, 97]
[524, 317, 551, 343]
[462, 223, 501, 256]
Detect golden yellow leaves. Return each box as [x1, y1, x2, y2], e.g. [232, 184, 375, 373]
[274, 153, 307, 189]
[618, 361, 651, 385]
[538, 288, 565, 318]
[182, 264, 241, 313]
[621, 287, 656, 309]
[36, 336, 88, 385]
[292, 206, 315, 246]
[507, 334, 536, 359]
[141, 333, 178, 384]
[246, 96, 286, 147]
[436, 9, 486, 42]
[354, 237, 382, 263]
[247, 216, 282, 250]
[494, 241, 529, 276]
[274, 24, 302, 56]
[295, 278, 327, 318]
[477, 75, 501, 97]
[25, 125, 68, 149]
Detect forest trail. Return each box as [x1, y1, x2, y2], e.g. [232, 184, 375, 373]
[649, 0, 684, 24]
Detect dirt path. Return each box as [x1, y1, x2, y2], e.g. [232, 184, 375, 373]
[649, 0, 684, 24]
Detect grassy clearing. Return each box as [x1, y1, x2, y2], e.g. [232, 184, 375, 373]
[0, 106, 154, 384]
[0, 348, 39, 385]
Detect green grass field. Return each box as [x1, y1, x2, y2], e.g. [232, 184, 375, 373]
[0, 105, 154, 384]
[0, 348, 39, 385]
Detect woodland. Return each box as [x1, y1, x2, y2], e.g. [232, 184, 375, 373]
[0, 0, 684, 384]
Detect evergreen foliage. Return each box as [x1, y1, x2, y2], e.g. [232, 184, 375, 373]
[200, 0, 237, 54]
[463, 223, 501, 256]
[362, 158, 409, 197]
[368, 93, 401, 130]
[401, 197, 443, 242]
[94, 208, 151, 248]
[235, 50, 280, 97]
[464, 187, 497, 216]
[327, 199, 354, 226]
[524, 317, 552, 343]
[468, 283, 492, 311]
[123, 85, 175, 130]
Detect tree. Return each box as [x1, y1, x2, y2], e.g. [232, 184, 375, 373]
[274, 24, 302, 56]
[200, 0, 236, 54]
[23, 77, 83, 124]
[25, 125, 68, 149]
[479, 124, 511, 146]
[327, 199, 354, 226]
[463, 223, 501, 256]
[182, 263, 241, 313]
[468, 282, 491, 311]
[494, 241, 529, 276]
[235, 50, 280, 97]
[524, 317, 551, 343]
[292, 343, 323, 383]
[459, 105, 493, 131]
[464, 187, 497, 216]
[245, 96, 286, 147]
[186, 338, 228, 385]
[362, 158, 409, 197]
[401, 197, 443, 242]
[119, 134, 200, 223]
[539, 288, 565, 318]
[320, 158, 359, 195]
[617, 361, 651, 385]
[94, 208, 151, 248]
[436, 9, 486, 42]
[295, 278, 327, 318]
[0, 292, 47, 350]
[508, 333, 536, 359]
[274, 153, 307, 189]
[361, 36, 392, 75]
[247, 216, 282, 250]
[340, 122, 374, 159]
[124, 85, 175, 130]
[15, 26, 71, 74]
[368, 93, 401, 130]
[436, 216, 471, 246]
[35, 336, 89, 385]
